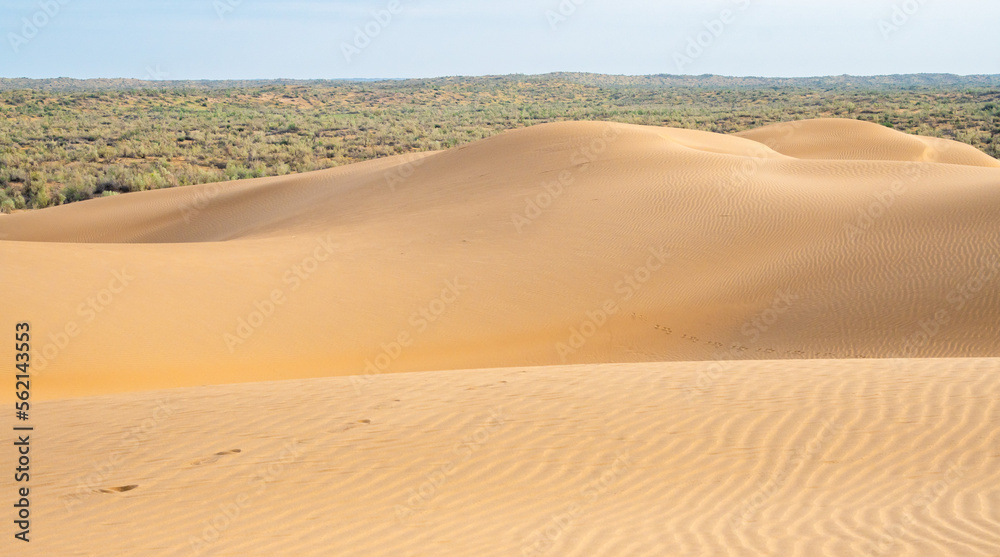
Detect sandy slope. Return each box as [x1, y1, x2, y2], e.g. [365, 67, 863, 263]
[2, 119, 999, 556]
[2, 119, 1000, 399]
[737, 118, 1000, 167]
[4, 359, 999, 556]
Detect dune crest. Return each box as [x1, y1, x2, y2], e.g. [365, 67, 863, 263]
[737, 118, 1000, 167]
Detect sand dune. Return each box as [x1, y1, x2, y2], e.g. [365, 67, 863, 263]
[3, 118, 999, 556]
[5, 358, 999, 556]
[2, 119, 1000, 399]
[736, 118, 1000, 167]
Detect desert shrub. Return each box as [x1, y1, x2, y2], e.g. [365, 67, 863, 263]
[1, 76, 998, 208]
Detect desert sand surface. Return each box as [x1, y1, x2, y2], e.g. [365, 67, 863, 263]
[3, 358, 999, 556]
[736, 118, 1000, 167]
[2, 119, 1000, 400]
[2, 119, 1000, 556]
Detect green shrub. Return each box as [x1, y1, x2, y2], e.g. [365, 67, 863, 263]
[2, 76, 998, 209]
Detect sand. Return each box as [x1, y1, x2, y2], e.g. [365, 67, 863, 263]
[7, 359, 1000, 556]
[1, 118, 999, 555]
[2, 118, 999, 399]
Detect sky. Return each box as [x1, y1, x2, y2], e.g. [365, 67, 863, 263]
[0, 0, 997, 80]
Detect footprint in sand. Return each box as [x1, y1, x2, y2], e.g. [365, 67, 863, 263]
[189, 449, 242, 467]
[97, 485, 139, 494]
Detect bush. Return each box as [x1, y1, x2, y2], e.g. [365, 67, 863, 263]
[2, 76, 998, 209]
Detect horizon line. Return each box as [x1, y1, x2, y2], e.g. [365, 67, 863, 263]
[3, 71, 1000, 83]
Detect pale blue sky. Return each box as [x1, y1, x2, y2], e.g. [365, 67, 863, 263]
[1, 0, 997, 79]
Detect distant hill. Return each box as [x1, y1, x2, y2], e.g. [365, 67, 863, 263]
[3, 73, 999, 92]
[548, 72, 1000, 90]
[0, 77, 393, 92]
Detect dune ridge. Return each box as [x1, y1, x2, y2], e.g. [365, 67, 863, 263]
[737, 118, 1000, 167]
[2, 119, 1000, 399]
